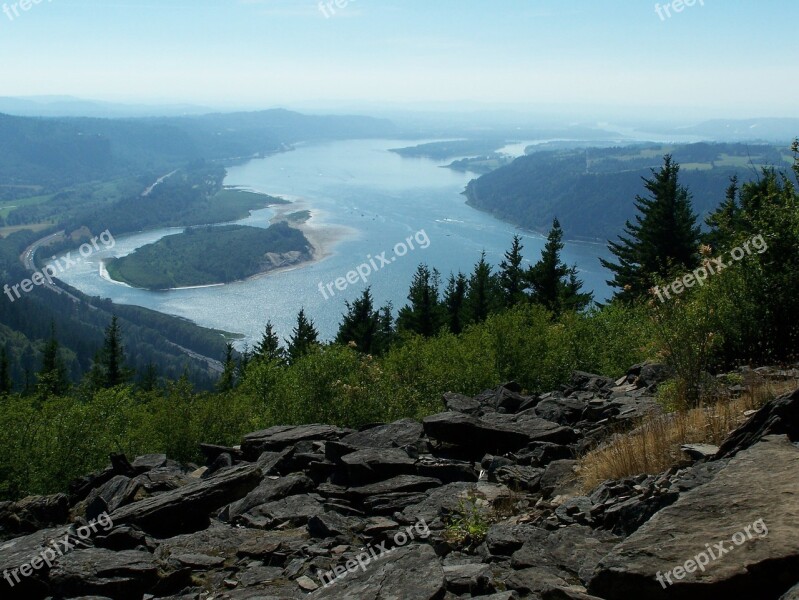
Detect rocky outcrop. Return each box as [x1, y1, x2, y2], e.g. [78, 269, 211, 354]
[0, 364, 797, 599]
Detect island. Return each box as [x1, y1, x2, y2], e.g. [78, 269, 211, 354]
[105, 221, 313, 290]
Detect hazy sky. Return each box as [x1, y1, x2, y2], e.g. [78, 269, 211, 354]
[0, 0, 796, 118]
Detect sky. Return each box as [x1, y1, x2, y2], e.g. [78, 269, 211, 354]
[0, 0, 797, 120]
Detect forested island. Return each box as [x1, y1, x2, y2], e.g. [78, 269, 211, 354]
[105, 222, 313, 290]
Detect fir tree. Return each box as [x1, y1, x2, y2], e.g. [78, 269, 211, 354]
[254, 321, 284, 364]
[443, 272, 468, 334]
[93, 315, 132, 388]
[527, 219, 592, 315]
[286, 308, 319, 363]
[37, 322, 69, 397]
[139, 361, 159, 392]
[465, 251, 501, 324]
[600, 155, 701, 302]
[397, 264, 444, 337]
[499, 235, 527, 307]
[217, 343, 236, 391]
[336, 288, 381, 354]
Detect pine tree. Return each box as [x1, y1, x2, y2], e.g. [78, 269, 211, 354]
[237, 344, 252, 382]
[286, 308, 319, 363]
[37, 322, 69, 397]
[527, 219, 592, 315]
[217, 343, 236, 391]
[465, 252, 501, 324]
[94, 315, 132, 388]
[443, 272, 468, 334]
[374, 303, 395, 355]
[397, 264, 444, 337]
[600, 155, 701, 302]
[255, 321, 284, 364]
[336, 288, 381, 354]
[0, 347, 13, 396]
[499, 235, 527, 307]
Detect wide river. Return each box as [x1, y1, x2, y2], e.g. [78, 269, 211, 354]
[54, 139, 613, 346]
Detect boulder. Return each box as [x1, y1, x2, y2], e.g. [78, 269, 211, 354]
[314, 543, 445, 599]
[340, 418, 424, 450]
[241, 424, 347, 459]
[589, 435, 799, 599]
[716, 388, 799, 458]
[220, 473, 315, 522]
[422, 411, 532, 454]
[110, 463, 262, 536]
[338, 448, 417, 484]
[48, 548, 164, 600]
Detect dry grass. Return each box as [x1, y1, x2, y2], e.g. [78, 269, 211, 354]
[579, 378, 798, 492]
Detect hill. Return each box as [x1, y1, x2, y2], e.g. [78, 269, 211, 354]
[464, 142, 792, 240]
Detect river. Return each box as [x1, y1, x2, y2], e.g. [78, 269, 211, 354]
[51, 139, 613, 345]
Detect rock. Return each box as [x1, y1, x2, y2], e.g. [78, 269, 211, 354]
[220, 473, 315, 522]
[492, 465, 544, 492]
[241, 425, 347, 460]
[48, 548, 164, 600]
[338, 448, 417, 484]
[542, 586, 607, 600]
[314, 543, 445, 599]
[345, 475, 442, 499]
[716, 388, 799, 458]
[503, 566, 571, 595]
[422, 412, 533, 455]
[539, 460, 580, 498]
[681, 443, 719, 460]
[781, 581, 799, 600]
[443, 562, 495, 594]
[238, 493, 325, 530]
[589, 436, 799, 599]
[0, 494, 69, 537]
[340, 419, 424, 451]
[443, 392, 481, 414]
[131, 454, 168, 473]
[297, 574, 319, 591]
[110, 463, 262, 536]
[307, 512, 362, 539]
[0, 525, 72, 599]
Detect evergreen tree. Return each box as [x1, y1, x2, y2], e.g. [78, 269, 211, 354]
[374, 303, 395, 355]
[397, 264, 444, 337]
[600, 155, 701, 302]
[443, 272, 468, 334]
[92, 315, 132, 388]
[286, 308, 319, 363]
[465, 252, 501, 324]
[217, 343, 236, 391]
[139, 361, 159, 392]
[499, 235, 527, 307]
[336, 288, 381, 354]
[704, 176, 741, 251]
[237, 344, 252, 382]
[37, 322, 69, 397]
[527, 219, 592, 315]
[254, 321, 284, 364]
[0, 347, 13, 396]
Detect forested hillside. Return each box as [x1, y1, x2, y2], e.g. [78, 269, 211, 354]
[464, 142, 792, 240]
